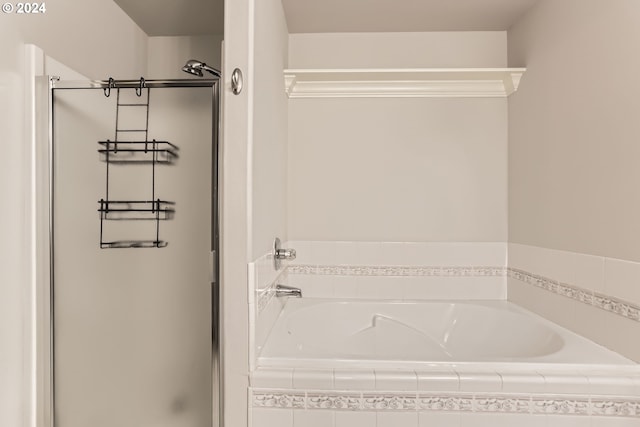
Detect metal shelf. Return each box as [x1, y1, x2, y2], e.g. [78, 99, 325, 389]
[98, 200, 175, 220]
[100, 240, 168, 249]
[98, 140, 178, 164]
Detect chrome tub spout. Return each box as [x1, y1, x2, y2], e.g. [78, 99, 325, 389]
[275, 285, 302, 298]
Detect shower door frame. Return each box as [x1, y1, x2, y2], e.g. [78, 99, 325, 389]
[44, 78, 222, 427]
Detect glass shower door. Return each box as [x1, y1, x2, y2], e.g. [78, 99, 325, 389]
[52, 83, 217, 427]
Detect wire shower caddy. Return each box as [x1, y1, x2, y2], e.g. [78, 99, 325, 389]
[97, 77, 178, 248]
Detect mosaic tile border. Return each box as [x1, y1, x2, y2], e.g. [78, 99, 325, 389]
[288, 264, 507, 277]
[508, 268, 640, 323]
[285, 263, 640, 323]
[251, 389, 640, 418]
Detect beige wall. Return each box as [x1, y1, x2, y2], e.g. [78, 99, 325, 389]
[507, 0, 640, 361]
[289, 32, 507, 68]
[508, 0, 640, 263]
[287, 32, 508, 243]
[288, 97, 508, 242]
[251, 0, 289, 259]
[147, 35, 223, 79]
[0, 4, 147, 427]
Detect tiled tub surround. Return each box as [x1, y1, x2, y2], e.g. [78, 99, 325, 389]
[286, 241, 508, 300]
[250, 366, 640, 426]
[249, 241, 640, 426]
[251, 242, 509, 367]
[508, 244, 640, 362]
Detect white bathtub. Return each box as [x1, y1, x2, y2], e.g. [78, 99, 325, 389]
[258, 299, 635, 369]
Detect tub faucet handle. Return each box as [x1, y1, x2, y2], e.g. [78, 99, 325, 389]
[273, 237, 296, 270]
[275, 248, 296, 260]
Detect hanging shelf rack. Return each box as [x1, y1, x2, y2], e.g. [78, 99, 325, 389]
[283, 68, 526, 98]
[97, 78, 177, 249]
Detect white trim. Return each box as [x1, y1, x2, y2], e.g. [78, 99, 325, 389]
[283, 68, 526, 98]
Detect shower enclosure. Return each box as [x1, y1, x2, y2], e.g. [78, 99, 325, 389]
[50, 78, 220, 427]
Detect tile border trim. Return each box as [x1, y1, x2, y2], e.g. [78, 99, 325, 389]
[288, 264, 507, 277]
[285, 264, 640, 323]
[508, 268, 640, 323]
[251, 389, 640, 418]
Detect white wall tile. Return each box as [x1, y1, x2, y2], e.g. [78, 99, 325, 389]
[545, 248, 577, 285]
[255, 296, 286, 354]
[574, 253, 605, 293]
[293, 410, 335, 427]
[566, 297, 609, 344]
[545, 415, 591, 427]
[507, 243, 530, 271]
[536, 372, 590, 394]
[379, 242, 418, 265]
[310, 241, 345, 265]
[332, 241, 361, 265]
[252, 408, 293, 427]
[458, 371, 502, 392]
[251, 368, 294, 389]
[401, 277, 505, 300]
[591, 416, 640, 427]
[632, 375, 640, 395]
[332, 275, 361, 298]
[601, 312, 640, 363]
[605, 258, 640, 306]
[534, 291, 577, 332]
[356, 242, 387, 265]
[287, 240, 318, 265]
[508, 244, 544, 274]
[394, 242, 507, 267]
[418, 411, 461, 427]
[335, 411, 377, 427]
[289, 274, 333, 298]
[499, 414, 546, 427]
[293, 368, 334, 390]
[334, 369, 376, 390]
[287, 241, 507, 267]
[375, 370, 418, 391]
[416, 369, 460, 391]
[586, 374, 636, 396]
[377, 411, 419, 427]
[500, 371, 546, 393]
[459, 413, 544, 427]
[508, 278, 577, 331]
[356, 276, 407, 299]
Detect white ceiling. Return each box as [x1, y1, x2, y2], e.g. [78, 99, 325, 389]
[114, 0, 539, 37]
[113, 0, 224, 36]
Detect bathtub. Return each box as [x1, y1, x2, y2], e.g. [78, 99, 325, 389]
[258, 299, 635, 369]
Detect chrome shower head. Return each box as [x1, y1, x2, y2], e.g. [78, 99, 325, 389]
[182, 59, 221, 78]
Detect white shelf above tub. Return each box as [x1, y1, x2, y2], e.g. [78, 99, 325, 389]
[283, 68, 526, 99]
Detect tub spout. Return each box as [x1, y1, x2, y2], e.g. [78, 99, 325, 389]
[275, 285, 302, 298]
